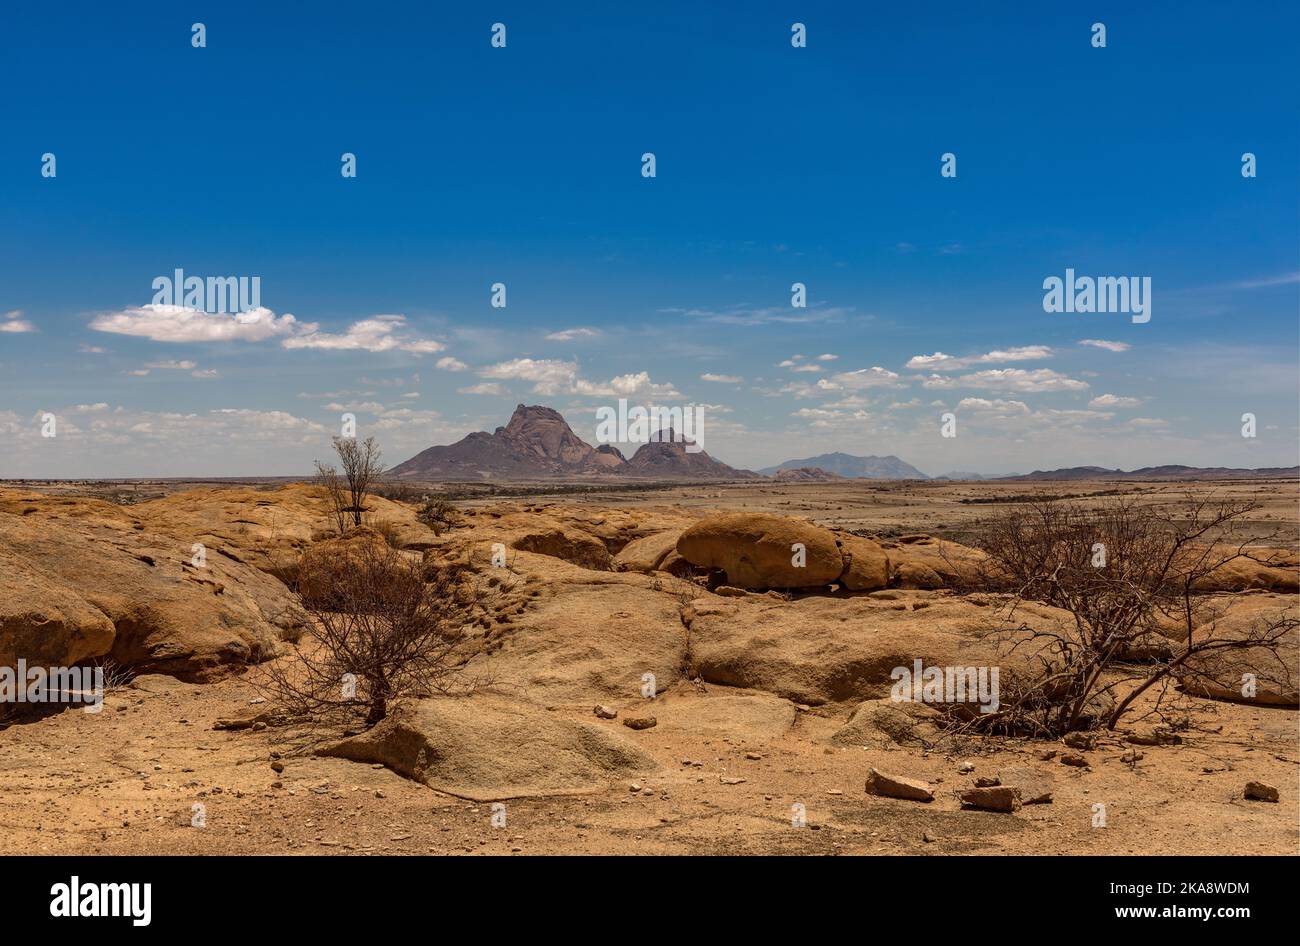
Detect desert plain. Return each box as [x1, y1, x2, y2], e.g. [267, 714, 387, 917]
[1, 476, 1296, 856]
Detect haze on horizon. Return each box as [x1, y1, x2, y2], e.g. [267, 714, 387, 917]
[2, 2, 1297, 479]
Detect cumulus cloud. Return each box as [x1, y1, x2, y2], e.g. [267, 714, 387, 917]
[282, 315, 444, 353]
[545, 328, 601, 341]
[435, 356, 468, 372]
[905, 346, 1053, 371]
[924, 368, 1088, 393]
[824, 366, 903, 390]
[91, 305, 301, 343]
[458, 382, 506, 396]
[479, 358, 681, 398]
[91, 305, 445, 354]
[1078, 339, 1130, 352]
[700, 373, 743, 383]
[1, 310, 36, 333]
[1089, 393, 1142, 408]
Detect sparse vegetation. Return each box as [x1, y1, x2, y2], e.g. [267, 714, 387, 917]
[315, 436, 384, 533]
[261, 540, 484, 726]
[416, 497, 460, 535]
[955, 494, 1297, 737]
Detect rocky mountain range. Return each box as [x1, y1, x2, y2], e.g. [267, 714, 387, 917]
[388, 405, 758, 481]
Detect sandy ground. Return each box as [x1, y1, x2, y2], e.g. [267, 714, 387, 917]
[1, 670, 1295, 856]
[2, 478, 1296, 856]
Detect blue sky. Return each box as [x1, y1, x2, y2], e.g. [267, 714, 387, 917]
[2, 1, 1297, 477]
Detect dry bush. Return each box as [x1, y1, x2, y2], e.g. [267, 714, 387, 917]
[315, 436, 384, 533]
[954, 493, 1296, 737]
[261, 541, 488, 726]
[416, 497, 460, 536]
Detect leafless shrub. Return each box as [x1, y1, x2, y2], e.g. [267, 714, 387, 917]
[315, 436, 384, 533]
[416, 497, 460, 536]
[950, 493, 1296, 737]
[260, 541, 487, 727]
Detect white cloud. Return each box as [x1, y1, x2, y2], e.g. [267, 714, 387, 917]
[1, 310, 36, 333]
[282, 315, 444, 353]
[323, 401, 385, 414]
[1078, 339, 1131, 352]
[701, 373, 743, 383]
[78, 343, 107, 354]
[145, 359, 197, 370]
[91, 305, 444, 355]
[825, 366, 903, 390]
[459, 382, 507, 396]
[957, 397, 1031, 415]
[816, 353, 838, 361]
[905, 346, 1053, 371]
[928, 368, 1088, 393]
[545, 328, 601, 341]
[191, 369, 219, 379]
[92, 305, 301, 343]
[790, 364, 823, 373]
[479, 358, 681, 399]
[1232, 272, 1299, 289]
[1089, 393, 1142, 408]
[435, 356, 468, 372]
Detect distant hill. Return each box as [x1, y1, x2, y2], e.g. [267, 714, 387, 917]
[625, 428, 760, 480]
[771, 467, 845, 482]
[758, 452, 928, 479]
[932, 471, 1021, 481]
[1003, 465, 1300, 481]
[388, 404, 756, 481]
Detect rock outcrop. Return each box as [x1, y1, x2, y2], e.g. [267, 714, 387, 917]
[318, 691, 658, 799]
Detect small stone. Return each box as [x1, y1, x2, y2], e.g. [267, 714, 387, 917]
[622, 715, 657, 731]
[1063, 732, 1096, 751]
[593, 705, 618, 720]
[960, 786, 1022, 813]
[922, 831, 937, 843]
[719, 776, 746, 785]
[1060, 752, 1088, 767]
[957, 761, 975, 774]
[1244, 781, 1279, 803]
[1037, 748, 1058, 761]
[1121, 749, 1144, 764]
[745, 752, 763, 761]
[864, 767, 934, 803]
[270, 761, 285, 773]
[374, 790, 386, 799]
[974, 775, 1000, 788]
[996, 767, 1054, 804]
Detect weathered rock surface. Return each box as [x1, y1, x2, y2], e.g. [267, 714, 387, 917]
[613, 530, 685, 574]
[835, 534, 891, 591]
[960, 785, 1022, 812]
[676, 513, 844, 588]
[0, 497, 305, 679]
[864, 767, 934, 802]
[319, 691, 658, 799]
